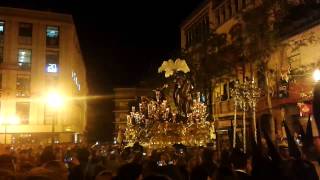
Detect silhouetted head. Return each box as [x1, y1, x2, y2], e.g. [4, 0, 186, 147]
[116, 163, 142, 180]
[39, 146, 55, 165]
[190, 165, 208, 180]
[230, 148, 247, 170]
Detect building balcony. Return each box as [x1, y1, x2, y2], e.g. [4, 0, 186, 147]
[213, 99, 236, 117]
[16, 90, 30, 97]
[17, 62, 31, 70]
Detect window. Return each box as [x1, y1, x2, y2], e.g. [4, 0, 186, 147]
[16, 102, 30, 124]
[46, 26, 59, 48]
[46, 51, 59, 73]
[16, 75, 30, 97]
[18, 49, 32, 70]
[185, 14, 210, 47]
[19, 23, 32, 45]
[0, 21, 4, 34]
[221, 83, 228, 101]
[0, 21, 4, 50]
[19, 23, 32, 37]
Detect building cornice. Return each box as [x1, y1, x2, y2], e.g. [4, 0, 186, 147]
[0, 7, 73, 24]
[180, 0, 211, 29]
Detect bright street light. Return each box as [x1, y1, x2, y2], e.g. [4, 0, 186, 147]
[8, 115, 20, 125]
[46, 91, 64, 144]
[46, 91, 64, 108]
[313, 69, 320, 81]
[0, 115, 20, 125]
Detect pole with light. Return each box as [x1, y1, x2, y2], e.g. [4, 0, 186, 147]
[46, 91, 64, 144]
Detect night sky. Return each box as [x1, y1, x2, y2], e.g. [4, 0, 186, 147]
[0, 0, 202, 140]
[73, 0, 202, 92]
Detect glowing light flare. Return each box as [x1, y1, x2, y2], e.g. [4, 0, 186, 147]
[0, 115, 20, 125]
[314, 69, 320, 81]
[9, 115, 20, 125]
[46, 91, 64, 108]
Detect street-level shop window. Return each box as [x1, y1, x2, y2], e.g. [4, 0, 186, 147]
[46, 26, 59, 48]
[16, 102, 30, 124]
[18, 49, 32, 70]
[16, 75, 30, 97]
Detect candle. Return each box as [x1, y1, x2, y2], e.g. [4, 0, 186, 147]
[132, 106, 135, 112]
[147, 104, 151, 114]
[127, 115, 131, 125]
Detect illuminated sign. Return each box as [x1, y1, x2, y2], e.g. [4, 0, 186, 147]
[72, 71, 81, 91]
[47, 64, 58, 73]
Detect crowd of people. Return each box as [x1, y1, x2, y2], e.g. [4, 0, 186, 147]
[0, 136, 319, 180]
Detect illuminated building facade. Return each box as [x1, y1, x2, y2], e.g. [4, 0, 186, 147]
[181, 0, 320, 147]
[0, 7, 88, 144]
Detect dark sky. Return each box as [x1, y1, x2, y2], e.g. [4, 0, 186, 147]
[0, 0, 203, 140]
[0, 0, 203, 93]
[71, 0, 203, 93]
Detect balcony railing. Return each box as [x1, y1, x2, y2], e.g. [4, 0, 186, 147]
[214, 99, 235, 116]
[16, 89, 30, 97]
[17, 62, 31, 70]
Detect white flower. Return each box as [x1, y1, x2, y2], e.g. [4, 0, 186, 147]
[165, 70, 174, 78]
[158, 59, 175, 73]
[158, 58, 190, 78]
[175, 58, 190, 73]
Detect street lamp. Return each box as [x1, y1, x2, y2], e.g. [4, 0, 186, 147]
[313, 69, 320, 82]
[46, 91, 64, 144]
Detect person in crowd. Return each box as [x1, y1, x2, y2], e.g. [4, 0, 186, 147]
[95, 170, 113, 180]
[68, 147, 90, 180]
[39, 146, 56, 166]
[231, 149, 251, 180]
[115, 162, 142, 180]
